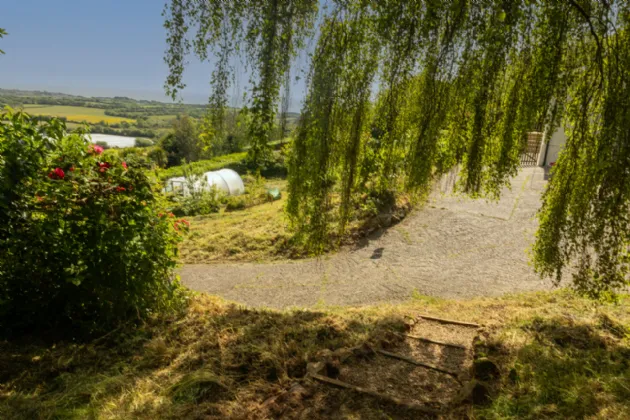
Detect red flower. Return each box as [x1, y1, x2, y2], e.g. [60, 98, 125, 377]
[168, 212, 175, 218]
[122, 161, 128, 170]
[98, 162, 111, 173]
[158, 213, 164, 218]
[89, 145, 104, 155]
[116, 186, 126, 192]
[48, 167, 65, 179]
[69, 166, 75, 172]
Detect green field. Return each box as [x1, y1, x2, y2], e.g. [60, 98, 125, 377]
[21, 105, 135, 124]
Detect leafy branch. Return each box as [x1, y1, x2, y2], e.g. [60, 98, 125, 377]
[0, 28, 7, 54]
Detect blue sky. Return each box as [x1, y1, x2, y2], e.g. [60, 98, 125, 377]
[0, 0, 309, 107]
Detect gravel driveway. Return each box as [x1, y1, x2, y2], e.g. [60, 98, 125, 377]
[180, 167, 553, 308]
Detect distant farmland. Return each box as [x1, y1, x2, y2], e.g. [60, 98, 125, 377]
[22, 105, 135, 124]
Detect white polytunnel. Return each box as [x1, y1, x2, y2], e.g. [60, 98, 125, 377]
[213, 169, 245, 195]
[165, 168, 245, 196]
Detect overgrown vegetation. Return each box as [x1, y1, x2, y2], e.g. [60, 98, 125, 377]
[167, 162, 223, 217]
[1, 290, 627, 419]
[3, 3, 630, 417]
[0, 109, 185, 336]
[478, 311, 630, 419]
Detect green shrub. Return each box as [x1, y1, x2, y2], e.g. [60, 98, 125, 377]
[135, 137, 154, 148]
[117, 147, 155, 169]
[224, 195, 247, 211]
[168, 161, 222, 216]
[171, 189, 222, 216]
[0, 109, 187, 336]
[95, 140, 110, 149]
[148, 146, 168, 168]
[160, 116, 202, 167]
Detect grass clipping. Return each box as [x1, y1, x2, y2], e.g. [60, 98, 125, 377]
[1, 290, 629, 419]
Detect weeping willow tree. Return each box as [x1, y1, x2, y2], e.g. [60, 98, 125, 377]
[164, 0, 318, 166]
[165, 1, 630, 298]
[0, 28, 7, 54]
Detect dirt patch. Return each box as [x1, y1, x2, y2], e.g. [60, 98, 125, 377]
[180, 168, 554, 308]
[274, 313, 481, 419]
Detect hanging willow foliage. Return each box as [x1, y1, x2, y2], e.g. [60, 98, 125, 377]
[0, 28, 7, 55]
[165, 1, 630, 297]
[164, 0, 318, 165]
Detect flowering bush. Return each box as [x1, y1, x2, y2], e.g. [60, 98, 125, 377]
[0, 109, 187, 336]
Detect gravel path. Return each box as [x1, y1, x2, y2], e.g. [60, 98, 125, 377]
[181, 167, 553, 309]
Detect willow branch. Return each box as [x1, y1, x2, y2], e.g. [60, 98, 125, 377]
[566, 0, 604, 83]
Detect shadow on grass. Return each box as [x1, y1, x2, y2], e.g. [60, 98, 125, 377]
[479, 315, 630, 419]
[0, 296, 419, 419]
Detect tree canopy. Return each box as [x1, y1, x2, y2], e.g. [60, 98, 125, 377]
[165, 1, 630, 298]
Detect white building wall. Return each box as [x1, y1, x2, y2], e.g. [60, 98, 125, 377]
[544, 127, 567, 166]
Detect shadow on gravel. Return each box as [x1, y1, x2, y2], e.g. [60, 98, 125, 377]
[370, 247, 385, 259]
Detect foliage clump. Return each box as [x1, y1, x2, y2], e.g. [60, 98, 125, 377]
[134, 137, 154, 148]
[168, 161, 223, 217]
[0, 28, 6, 55]
[160, 115, 203, 167]
[0, 109, 186, 336]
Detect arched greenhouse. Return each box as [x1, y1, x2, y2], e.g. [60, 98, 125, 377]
[165, 168, 245, 196]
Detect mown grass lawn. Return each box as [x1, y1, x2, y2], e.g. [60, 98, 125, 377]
[179, 179, 295, 263]
[1, 290, 628, 419]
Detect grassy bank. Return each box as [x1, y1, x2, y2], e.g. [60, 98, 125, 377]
[159, 152, 249, 180]
[158, 150, 288, 182]
[178, 178, 412, 263]
[179, 179, 294, 263]
[1, 290, 628, 419]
